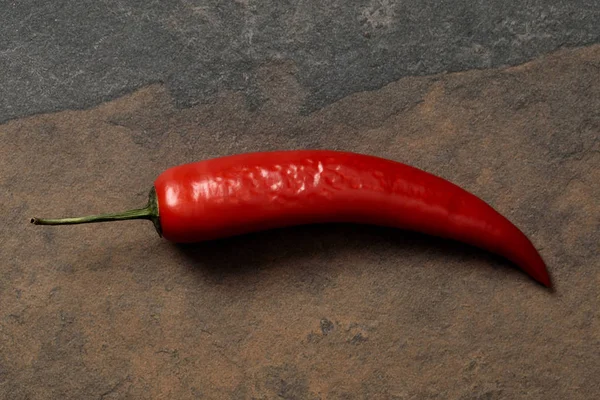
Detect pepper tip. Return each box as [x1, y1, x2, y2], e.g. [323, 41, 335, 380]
[543, 277, 553, 289]
[537, 270, 553, 289]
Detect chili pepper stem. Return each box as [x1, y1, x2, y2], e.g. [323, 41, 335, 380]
[31, 207, 153, 225]
[30, 187, 162, 236]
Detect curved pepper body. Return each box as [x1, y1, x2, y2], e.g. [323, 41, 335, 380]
[154, 150, 550, 286]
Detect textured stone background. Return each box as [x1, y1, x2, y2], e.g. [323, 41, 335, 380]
[2, 0, 600, 123]
[1, 2, 600, 399]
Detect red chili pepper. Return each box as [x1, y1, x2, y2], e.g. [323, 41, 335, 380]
[31, 150, 551, 287]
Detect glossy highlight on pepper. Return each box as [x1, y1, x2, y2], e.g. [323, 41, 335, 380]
[31, 150, 551, 287]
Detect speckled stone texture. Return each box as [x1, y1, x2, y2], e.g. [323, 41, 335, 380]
[2, 0, 599, 123]
[1, 45, 599, 399]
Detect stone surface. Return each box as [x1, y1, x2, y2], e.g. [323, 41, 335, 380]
[1, 45, 599, 399]
[1, 0, 600, 123]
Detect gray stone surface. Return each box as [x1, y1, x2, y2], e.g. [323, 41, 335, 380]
[1, 0, 599, 123]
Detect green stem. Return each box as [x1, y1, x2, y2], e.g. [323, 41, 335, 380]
[30, 206, 153, 225]
[30, 187, 162, 237]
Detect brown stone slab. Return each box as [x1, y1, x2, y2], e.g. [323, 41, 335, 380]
[1, 45, 599, 399]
